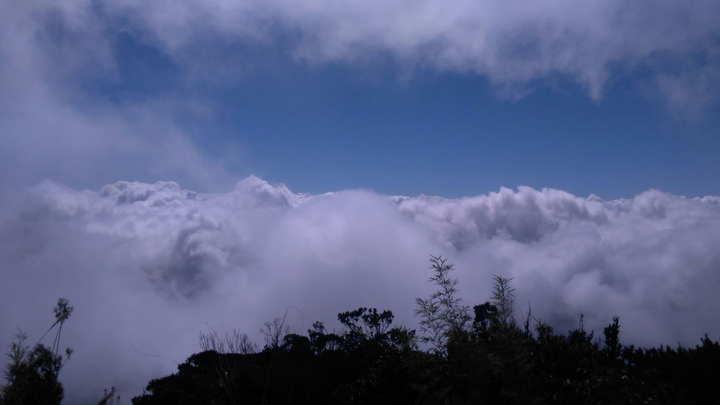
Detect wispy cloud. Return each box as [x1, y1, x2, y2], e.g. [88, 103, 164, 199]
[0, 1, 232, 191]
[3, 0, 719, 111]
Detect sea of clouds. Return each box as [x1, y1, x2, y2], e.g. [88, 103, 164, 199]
[1, 177, 720, 403]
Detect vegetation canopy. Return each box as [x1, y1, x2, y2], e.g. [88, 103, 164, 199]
[3, 259, 720, 404]
[129, 257, 720, 404]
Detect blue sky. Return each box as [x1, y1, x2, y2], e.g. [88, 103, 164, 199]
[210, 67, 717, 199]
[94, 29, 720, 200]
[2, 0, 718, 199]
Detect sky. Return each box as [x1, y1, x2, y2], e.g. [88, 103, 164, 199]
[1, 0, 720, 403]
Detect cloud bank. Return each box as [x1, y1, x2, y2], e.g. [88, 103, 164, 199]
[2, 177, 720, 403]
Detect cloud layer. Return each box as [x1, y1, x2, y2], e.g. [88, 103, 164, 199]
[2, 177, 720, 403]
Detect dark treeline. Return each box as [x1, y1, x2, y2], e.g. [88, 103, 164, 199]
[132, 257, 720, 405]
[130, 313, 720, 405]
[2, 257, 720, 404]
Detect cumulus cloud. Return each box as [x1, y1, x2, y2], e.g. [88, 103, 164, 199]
[2, 177, 720, 403]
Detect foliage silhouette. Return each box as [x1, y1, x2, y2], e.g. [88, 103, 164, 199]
[1, 299, 73, 405]
[415, 255, 470, 355]
[132, 257, 720, 404]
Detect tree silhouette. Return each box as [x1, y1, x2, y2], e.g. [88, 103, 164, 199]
[1, 299, 73, 405]
[415, 255, 470, 355]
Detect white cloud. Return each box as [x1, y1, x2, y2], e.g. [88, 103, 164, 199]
[2, 178, 720, 403]
[0, 0, 234, 192]
[102, 0, 720, 102]
[3, 0, 718, 113]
